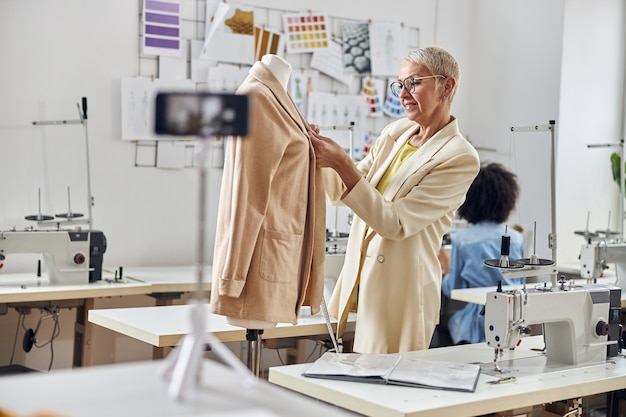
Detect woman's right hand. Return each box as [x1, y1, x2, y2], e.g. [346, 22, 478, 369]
[308, 128, 362, 191]
[308, 129, 346, 169]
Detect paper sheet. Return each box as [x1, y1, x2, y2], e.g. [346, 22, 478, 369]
[310, 39, 355, 86]
[121, 77, 195, 141]
[288, 70, 319, 116]
[369, 21, 408, 76]
[282, 11, 331, 54]
[254, 26, 285, 61]
[201, 4, 255, 65]
[341, 21, 371, 74]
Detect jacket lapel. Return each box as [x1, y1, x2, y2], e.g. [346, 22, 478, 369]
[249, 62, 309, 136]
[368, 126, 417, 187]
[382, 122, 457, 199]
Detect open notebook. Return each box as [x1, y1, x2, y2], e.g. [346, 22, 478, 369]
[303, 352, 481, 393]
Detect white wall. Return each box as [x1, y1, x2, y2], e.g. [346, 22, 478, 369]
[461, 1, 565, 263]
[0, 0, 201, 272]
[0, 0, 569, 275]
[0, 0, 623, 370]
[557, 0, 626, 264]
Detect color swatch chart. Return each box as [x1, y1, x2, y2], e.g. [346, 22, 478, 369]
[143, 0, 181, 57]
[361, 77, 383, 116]
[383, 77, 405, 118]
[254, 26, 284, 61]
[283, 12, 331, 53]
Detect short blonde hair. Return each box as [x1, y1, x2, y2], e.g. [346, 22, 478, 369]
[401, 46, 460, 101]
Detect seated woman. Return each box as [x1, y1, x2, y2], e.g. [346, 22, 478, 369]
[440, 162, 525, 345]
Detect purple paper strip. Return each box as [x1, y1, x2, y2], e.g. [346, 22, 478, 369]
[145, 37, 180, 49]
[145, 0, 179, 13]
[145, 12, 178, 25]
[145, 25, 179, 37]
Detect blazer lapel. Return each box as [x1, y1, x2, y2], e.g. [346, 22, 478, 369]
[382, 125, 455, 199]
[368, 126, 418, 187]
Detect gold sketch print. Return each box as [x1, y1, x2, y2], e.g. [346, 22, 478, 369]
[225, 9, 253, 35]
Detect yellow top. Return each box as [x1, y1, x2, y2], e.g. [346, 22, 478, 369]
[376, 142, 418, 194]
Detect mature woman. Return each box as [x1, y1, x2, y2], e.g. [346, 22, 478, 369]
[308, 46, 480, 354]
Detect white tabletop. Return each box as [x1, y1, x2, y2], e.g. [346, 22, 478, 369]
[0, 265, 214, 304]
[450, 278, 624, 306]
[89, 303, 356, 346]
[268, 336, 626, 417]
[0, 272, 151, 303]
[450, 284, 524, 305]
[0, 358, 359, 417]
[108, 264, 213, 293]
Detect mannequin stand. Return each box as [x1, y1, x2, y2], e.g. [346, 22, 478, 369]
[161, 136, 255, 400]
[246, 329, 264, 377]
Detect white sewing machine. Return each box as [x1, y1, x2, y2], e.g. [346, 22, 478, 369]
[484, 282, 622, 369]
[0, 229, 107, 285]
[580, 241, 626, 289]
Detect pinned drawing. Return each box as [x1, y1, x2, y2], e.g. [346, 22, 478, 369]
[225, 7, 254, 35]
[369, 21, 408, 76]
[121, 77, 194, 140]
[289, 70, 319, 115]
[307, 92, 368, 159]
[341, 21, 371, 74]
[310, 38, 355, 86]
[201, 3, 254, 65]
[207, 64, 250, 93]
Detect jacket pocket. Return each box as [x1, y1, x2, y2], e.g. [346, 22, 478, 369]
[260, 229, 303, 283]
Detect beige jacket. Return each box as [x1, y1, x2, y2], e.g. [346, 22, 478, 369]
[210, 62, 326, 324]
[326, 117, 480, 353]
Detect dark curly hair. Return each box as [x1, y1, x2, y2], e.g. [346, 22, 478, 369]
[457, 162, 519, 224]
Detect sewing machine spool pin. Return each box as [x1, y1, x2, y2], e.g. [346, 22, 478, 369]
[24, 188, 54, 221]
[485, 221, 557, 283]
[55, 186, 84, 219]
[484, 226, 525, 270]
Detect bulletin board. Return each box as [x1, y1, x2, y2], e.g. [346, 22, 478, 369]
[128, 0, 420, 168]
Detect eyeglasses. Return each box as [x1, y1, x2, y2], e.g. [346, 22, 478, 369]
[389, 75, 446, 97]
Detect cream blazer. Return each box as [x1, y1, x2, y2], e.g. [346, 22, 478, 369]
[326, 117, 480, 353]
[210, 62, 326, 325]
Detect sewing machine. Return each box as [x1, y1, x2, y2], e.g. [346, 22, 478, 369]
[580, 241, 626, 289]
[484, 282, 621, 369]
[0, 229, 107, 285]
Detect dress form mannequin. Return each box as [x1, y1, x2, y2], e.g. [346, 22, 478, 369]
[225, 54, 292, 331]
[260, 54, 292, 89]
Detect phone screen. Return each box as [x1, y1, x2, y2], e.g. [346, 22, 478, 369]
[154, 92, 248, 137]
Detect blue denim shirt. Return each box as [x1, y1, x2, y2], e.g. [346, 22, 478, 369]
[442, 221, 525, 344]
